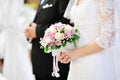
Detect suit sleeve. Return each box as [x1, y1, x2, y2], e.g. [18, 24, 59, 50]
[36, 24, 51, 39]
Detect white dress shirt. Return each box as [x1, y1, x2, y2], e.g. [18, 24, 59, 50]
[40, 0, 45, 4]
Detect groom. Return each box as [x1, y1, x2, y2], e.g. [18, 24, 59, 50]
[25, 0, 70, 80]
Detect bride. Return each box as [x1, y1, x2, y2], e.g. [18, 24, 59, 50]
[59, 0, 120, 80]
[0, 0, 35, 80]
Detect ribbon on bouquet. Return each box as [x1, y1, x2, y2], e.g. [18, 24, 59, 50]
[51, 43, 75, 78]
[51, 51, 60, 78]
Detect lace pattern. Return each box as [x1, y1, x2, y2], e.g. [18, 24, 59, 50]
[96, 0, 116, 48]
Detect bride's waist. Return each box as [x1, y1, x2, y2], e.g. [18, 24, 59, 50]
[75, 25, 100, 47]
[74, 20, 100, 27]
[74, 24, 100, 30]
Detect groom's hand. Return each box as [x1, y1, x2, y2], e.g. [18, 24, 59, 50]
[28, 22, 37, 39]
[25, 22, 37, 40]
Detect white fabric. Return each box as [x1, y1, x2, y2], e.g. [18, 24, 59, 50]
[0, 73, 7, 80]
[40, 0, 45, 4]
[111, 0, 120, 79]
[64, 0, 75, 19]
[66, 0, 120, 80]
[95, 0, 115, 48]
[0, 0, 36, 80]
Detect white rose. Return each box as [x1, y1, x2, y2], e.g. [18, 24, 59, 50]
[40, 40, 46, 47]
[41, 37, 51, 47]
[54, 32, 64, 40]
[45, 37, 51, 43]
[64, 25, 72, 32]
[41, 41, 47, 47]
[45, 27, 56, 34]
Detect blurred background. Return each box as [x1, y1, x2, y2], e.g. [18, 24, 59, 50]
[24, 0, 40, 10]
[0, 0, 40, 73]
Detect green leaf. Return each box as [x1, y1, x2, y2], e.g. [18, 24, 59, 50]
[67, 39, 73, 43]
[73, 41, 77, 48]
[62, 41, 66, 47]
[71, 38, 75, 42]
[44, 45, 49, 53]
[60, 29, 64, 33]
[51, 45, 56, 49]
[56, 46, 60, 50]
[75, 29, 79, 33]
[73, 34, 80, 40]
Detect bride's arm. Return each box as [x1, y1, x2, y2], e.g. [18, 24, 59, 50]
[59, 0, 115, 63]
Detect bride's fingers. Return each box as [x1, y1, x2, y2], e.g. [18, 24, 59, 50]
[66, 58, 71, 63]
[60, 55, 70, 64]
[59, 53, 66, 61]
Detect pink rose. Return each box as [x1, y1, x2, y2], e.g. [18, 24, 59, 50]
[55, 40, 62, 46]
[55, 22, 65, 31]
[71, 28, 76, 35]
[49, 41, 55, 46]
[48, 33, 55, 39]
[64, 32, 71, 39]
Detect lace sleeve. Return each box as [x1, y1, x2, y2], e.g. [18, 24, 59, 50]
[95, 0, 116, 48]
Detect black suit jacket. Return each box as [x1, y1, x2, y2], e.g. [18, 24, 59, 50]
[32, 0, 70, 80]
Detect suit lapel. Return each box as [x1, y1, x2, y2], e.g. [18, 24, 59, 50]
[33, 0, 49, 22]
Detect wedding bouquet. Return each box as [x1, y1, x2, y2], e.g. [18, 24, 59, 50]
[40, 22, 79, 77]
[40, 22, 79, 53]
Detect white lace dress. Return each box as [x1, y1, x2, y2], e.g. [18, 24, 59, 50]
[67, 0, 120, 80]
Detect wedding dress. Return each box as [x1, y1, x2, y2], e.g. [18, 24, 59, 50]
[0, 0, 36, 80]
[64, 0, 120, 80]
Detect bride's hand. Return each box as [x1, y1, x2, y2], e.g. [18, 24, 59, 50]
[58, 52, 71, 64]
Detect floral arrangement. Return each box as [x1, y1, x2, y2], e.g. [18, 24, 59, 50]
[39, 22, 80, 77]
[40, 22, 80, 53]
